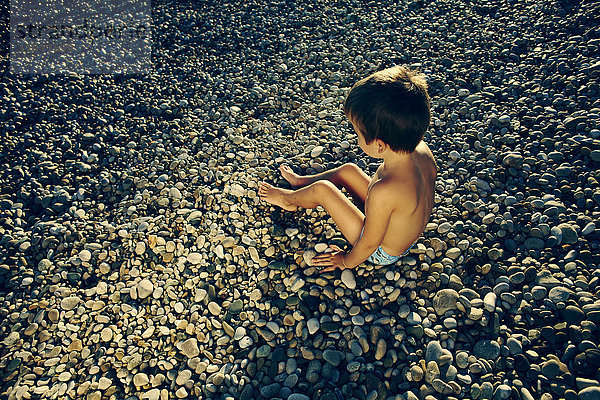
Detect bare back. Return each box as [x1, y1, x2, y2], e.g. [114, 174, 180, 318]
[367, 141, 437, 256]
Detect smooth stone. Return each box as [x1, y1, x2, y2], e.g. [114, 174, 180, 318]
[58, 371, 71, 382]
[375, 339, 386, 360]
[348, 361, 361, 373]
[288, 394, 309, 400]
[531, 285, 548, 300]
[483, 292, 497, 312]
[503, 152, 523, 169]
[61, 296, 80, 310]
[229, 299, 243, 314]
[208, 302, 222, 315]
[443, 317, 457, 329]
[473, 340, 500, 360]
[548, 286, 571, 303]
[581, 222, 595, 235]
[494, 384, 512, 399]
[433, 289, 459, 315]
[535, 270, 561, 288]
[425, 361, 440, 383]
[456, 352, 469, 369]
[410, 365, 424, 381]
[256, 345, 271, 358]
[2, 331, 21, 347]
[291, 277, 305, 291]
[303, 250, 317, 266]
[180, 338, 200, 358]
[307, 318, 319, 335]
[315, 243, 328, 252]
[142, 389, 160, 400]
[576, 378, 600, 391]
[578, 387, 600, 400]
[506, 337, 523, 355]
[407, 312, 421, 325]
[187, 252, 202, 264]
[101, 327, 113, 342]
[541, 360, 561, 379]
[135, 242, 146, 255]
[284, 374, 299, 389]
[137, 279, 154, 299]
[564, 306, 585, 324]
[24, 323, 38, 336]
[268, 261, 286, 271]
[176, 370, 192, 386]
[323, 349, 342, 366]
[134, 373, 149, 387]
[239, 336, 253, 348]
[311, 146, 324, 158]
[260, 383, 280, 398]
[498, 115, 511, 124]
[426, 341, 443, 363]
[79, 249, 92, 261]
[341, 269, 356, 289]
[558, 223, 578, 244]
[98, 377, 112, 390]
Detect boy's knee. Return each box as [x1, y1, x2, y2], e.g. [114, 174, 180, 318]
[341, 162, 360, 174]
[311, 180, 337, 195]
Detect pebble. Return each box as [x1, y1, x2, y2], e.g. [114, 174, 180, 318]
[548, 286, 571, 303]
[100, 327, 113, 341]
[3, 332, 19, 347]
[187, 252, 202, 264]
[133, 373, 149, 387]
[474, 340, 501, 360]
[137, 279, 154, 299]
[60, 296, 80, 311]
[341, 269, 356, 289]
[208, 302, 222, 315]
[310, 146, 324, 158]
[180, 338, 199, 358]
[579, 387, 600, 400]
[426, 341, 443, 363]
[494, 384, 512, 399]
[307, 318, 319, 335]
[433, 289, 459, 315]
[323, 349, 342, 366]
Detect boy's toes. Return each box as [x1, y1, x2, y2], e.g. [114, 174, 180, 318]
[258, 182, 270, 195]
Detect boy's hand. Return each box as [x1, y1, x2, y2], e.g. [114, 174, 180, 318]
[312, 245, 349, 273]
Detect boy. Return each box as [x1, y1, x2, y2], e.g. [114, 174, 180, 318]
[258, 66, 437, 272]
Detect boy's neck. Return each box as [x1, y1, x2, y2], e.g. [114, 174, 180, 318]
[380, 148, 413, 173]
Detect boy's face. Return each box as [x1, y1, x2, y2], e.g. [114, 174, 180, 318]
[349, 119, 385, 158]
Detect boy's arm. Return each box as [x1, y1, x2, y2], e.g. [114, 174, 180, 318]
[343, 182, 400, 268]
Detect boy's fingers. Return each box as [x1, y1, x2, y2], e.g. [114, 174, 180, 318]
[312, 257, 333, 266]
[319, 266, 338, 273]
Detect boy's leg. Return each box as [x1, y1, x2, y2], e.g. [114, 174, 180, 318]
[258, 180, 365, 245]
[280, 163, 370, 210]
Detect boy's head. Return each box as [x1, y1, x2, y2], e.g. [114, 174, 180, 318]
[344, 66, 431, 153]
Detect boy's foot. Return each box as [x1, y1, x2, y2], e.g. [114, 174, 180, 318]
[279, 164, 306, 188]
[258, 182, 298, 211]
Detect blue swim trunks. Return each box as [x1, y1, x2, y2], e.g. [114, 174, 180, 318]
[359, 226, 415, 266]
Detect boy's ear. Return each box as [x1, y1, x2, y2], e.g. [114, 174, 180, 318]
[376, 139, 388, 152]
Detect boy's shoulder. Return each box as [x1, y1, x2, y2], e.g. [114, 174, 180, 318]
[369, 174, 414, 204]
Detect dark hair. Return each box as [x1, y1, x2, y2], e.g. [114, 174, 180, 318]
[344, 66, 431, 153]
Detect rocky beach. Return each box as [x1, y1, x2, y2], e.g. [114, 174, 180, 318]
[1, 0, 600, 399]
